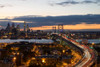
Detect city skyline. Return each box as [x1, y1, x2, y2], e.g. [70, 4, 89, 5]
[0, 0, 100, 30]
[0, 14, 100, 30]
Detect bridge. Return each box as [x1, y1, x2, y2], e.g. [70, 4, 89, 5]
[51, 33, 97, 67]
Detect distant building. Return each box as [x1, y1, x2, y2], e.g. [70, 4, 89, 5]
[16, 24, 20, 36]
[27, 24, 30, 33]
[6, 23, 11, 32]
[24, 22, 26, 33]
[12, 23, 15, 29]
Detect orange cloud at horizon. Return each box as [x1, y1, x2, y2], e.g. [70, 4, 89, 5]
[29, 23, 100, 30]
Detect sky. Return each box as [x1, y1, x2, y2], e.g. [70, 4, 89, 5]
[29, 23, 100, 30]
[0, 0, 100, 30]
[0, 0, 100, 18]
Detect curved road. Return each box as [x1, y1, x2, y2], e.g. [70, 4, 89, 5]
[55, 33, 97, 67]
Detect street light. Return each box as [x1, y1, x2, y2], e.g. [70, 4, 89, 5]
[63, 50, 65, 53]
[13, 57, 16, 60]
[32, 57, 36, 60]
[92, 42, 95, 45]
[42, 58, 46, 63]
[17, 52, 19, 55]
[13, 57, 16, 63]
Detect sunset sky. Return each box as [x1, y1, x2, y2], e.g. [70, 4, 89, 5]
[30, 23, 100, 30]
[0, 0, 100, 30]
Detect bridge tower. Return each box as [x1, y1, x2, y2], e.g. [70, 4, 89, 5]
[58, 24, 64, 34]
[52, 26, 56, 33]
[58, 24, 64, 45]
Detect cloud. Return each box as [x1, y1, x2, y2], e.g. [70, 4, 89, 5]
[13, 14, 100, 25]
[0, 4, 12, 8]
[55, 1, 79, 6]
[11, 20, 32, 23]
[50, 0, 100, 6]
[97, 0, 100, 2]
[0, 14, 100, 29]
[0, 4, 5, 8]
[82, 0, 97, 4]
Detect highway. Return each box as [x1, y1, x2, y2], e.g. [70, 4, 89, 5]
[70, 41, 91, 67]
[54, 33, 97, 67]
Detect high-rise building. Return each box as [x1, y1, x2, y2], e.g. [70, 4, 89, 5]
[27, 24, 30, 33]
[17, 24, 20, 31]
[12, 23, 15, 29]
[24, 22, 26, 33]
[17, 24, 20, 36]
[6, 23, 11, 32]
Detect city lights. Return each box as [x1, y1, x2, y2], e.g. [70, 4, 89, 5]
[32, 57, 36, 60]
[42, 58, 46, 63]
[0, 20, 99, 67]
[63, 50, 65, 53]
[13, 57, 16, 61]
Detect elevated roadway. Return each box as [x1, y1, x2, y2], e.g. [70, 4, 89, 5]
[52, 33, 97, 67]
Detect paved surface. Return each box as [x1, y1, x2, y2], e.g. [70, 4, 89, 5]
[55, 33, 96, 67]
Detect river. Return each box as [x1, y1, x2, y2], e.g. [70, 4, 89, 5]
[0, 39, 54, 43]
[76, 39, 100, 44]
